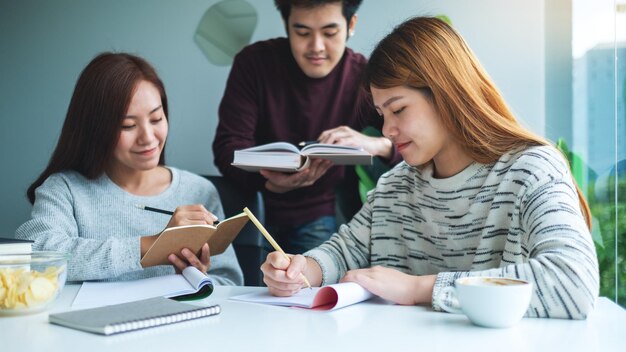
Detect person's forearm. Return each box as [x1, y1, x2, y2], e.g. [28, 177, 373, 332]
[381, 138, 403, 165]
[373, 136, 393, 159]
[412, 274, 437, 305]
[304, 257, 323, 287]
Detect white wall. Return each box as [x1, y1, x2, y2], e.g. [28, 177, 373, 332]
[353, 0, 546, 135]
[0, 0, 547, 235]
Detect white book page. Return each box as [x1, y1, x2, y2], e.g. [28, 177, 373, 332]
[240, 142, 299, 153]
[230, 282, 373, 311]
[231, 287, 322, 308]
[301, 143, 365, 154]
[72, 267, 208, 309]
[328, 282, 374, 310]
[181, 266, 213, 291]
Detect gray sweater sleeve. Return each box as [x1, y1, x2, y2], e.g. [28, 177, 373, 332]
[206, 245, 243, 286]
[15, 175, 141, 280]
[15, 170, 244, 285]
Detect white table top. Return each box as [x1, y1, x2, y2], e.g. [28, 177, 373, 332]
[2, 285, 625, 352]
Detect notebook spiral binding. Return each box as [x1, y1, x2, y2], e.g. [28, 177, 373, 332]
[103, 304, 221, 335]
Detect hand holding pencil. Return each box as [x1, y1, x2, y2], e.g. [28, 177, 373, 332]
[137, 204, 217, 274]
[243, 207, 314, 291]
[136, 204, 219, 227]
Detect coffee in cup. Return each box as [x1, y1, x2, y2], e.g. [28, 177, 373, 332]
[434, 276, 532, 328]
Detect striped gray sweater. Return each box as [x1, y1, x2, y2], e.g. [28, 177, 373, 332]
[305, 146, 599, 319]
[15, 167, 243, 285]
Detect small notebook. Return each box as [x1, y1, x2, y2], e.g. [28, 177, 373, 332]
[140, 212, 249, 267]
[49, 297, 220, 335]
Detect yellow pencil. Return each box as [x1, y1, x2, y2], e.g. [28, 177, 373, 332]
[243, 207, 312, 289]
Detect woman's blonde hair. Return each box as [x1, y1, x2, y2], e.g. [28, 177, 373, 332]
[364, 16, 591, 228]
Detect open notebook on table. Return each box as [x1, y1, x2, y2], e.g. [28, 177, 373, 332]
[72, 266, 212, 309]
[230, 282, 374, 311]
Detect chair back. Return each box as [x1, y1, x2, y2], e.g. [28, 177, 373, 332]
[204, 175, 268, 286]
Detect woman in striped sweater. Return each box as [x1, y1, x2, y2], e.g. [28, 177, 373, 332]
[260, 16, 599, 319]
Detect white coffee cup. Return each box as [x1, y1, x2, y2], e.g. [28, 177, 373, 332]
[435, 276, 533, 328]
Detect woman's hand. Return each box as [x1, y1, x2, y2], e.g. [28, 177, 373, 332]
[260, 159, 333, 194]
[341, 266, 436, 305]
[165, 204, 219, 228]
[168, 243, 211, 274]
[164, 204, 215, 273]
[261, 252, 322, 296]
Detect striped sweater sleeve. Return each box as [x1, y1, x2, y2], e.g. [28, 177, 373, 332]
[433, 167, 599, 319]
[307, 148, 599, 320]
[305, 198, 375, 286]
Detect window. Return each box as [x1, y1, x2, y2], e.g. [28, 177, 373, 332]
[572, 0, 626, 306]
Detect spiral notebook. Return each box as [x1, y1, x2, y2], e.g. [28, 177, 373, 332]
[49, 297, 220, 335]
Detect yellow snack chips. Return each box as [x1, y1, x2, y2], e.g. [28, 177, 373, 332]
[0, 266, 63, 310]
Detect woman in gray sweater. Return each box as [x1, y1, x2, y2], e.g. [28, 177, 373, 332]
[260, 17, 599, 319]
[16, 52, 243, 285]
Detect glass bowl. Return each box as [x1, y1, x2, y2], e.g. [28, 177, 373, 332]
[0, 251, 69, 316]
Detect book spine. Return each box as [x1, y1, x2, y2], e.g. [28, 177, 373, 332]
[103, 304, 221, 335]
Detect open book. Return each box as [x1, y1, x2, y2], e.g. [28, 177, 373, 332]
[140, 212, 249, 267]
[232, 142, 373, 172]
[229, 282, 374, 311]
[72, 267, 213, 310]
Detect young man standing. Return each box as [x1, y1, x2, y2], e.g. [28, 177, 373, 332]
[213, 0, 397, 254]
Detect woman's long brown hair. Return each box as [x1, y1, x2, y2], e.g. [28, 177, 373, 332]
[364, 17, 591, 228]
[27, 52, 168, 204]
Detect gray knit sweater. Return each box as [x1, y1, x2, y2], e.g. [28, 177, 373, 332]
[15, 167, 243, 285]
[305, 146, 599, 319]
